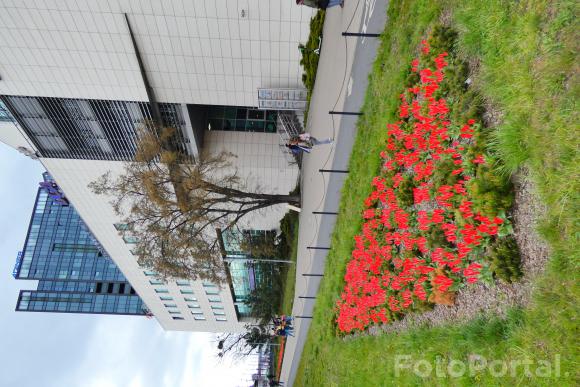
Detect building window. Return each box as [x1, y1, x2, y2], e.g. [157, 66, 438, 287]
[4, 96, 189, 161]
[169, 310, 181, 314]
[172, 316, 184, 320]
[204, 105, 278, 133]
[160, 296, 173, 301]
[180, 289, 194, 294]
[188, 303, 201, 308]
[0, 100, 15, 122]
[176, 280, 190, 286]
[191, 310, 204, 315]
[149, 279, 164, 285]
[143, 270, 157, 276]
[183, 297, 197, 302]
[216, 317, 227, 322]
[114, 223, 131, 231]
[155, 288, 169, 294]
[213, 310, 226, 316]
[164, 303, 177, 308]
[193, 315, 206, 321]
[202, 282, 217, 287]
[123, 235, 139, 244]
[208, 296, 222, 303]
[205, 289, 219, 295]
[211, 305, 224, 310]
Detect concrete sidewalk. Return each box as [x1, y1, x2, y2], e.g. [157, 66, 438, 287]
[280, 0, 389, 385]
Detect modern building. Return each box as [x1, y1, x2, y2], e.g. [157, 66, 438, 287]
[0, 0, 311, 332]
[14, 173, 148, 317]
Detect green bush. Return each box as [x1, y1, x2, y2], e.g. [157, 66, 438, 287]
[428, 25, 458, 56]
[299, 10, 325, 124]
[488, 235, 523, 283]
[430, 158, 460, 187]
[468, 163, 513, 218]
[397, 175, 415, 208]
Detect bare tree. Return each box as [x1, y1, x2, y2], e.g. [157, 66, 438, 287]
[90, 125, 300, 283]
[216, 325, 274, 359]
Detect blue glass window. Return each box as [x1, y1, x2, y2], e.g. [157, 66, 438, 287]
[123, 235, 139, 244]
[13, 174, 146, 317]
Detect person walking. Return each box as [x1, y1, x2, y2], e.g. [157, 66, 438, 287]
[285, 143, 311, 155]
[290, 133, 334, 147]
[296, 0, 344, 9]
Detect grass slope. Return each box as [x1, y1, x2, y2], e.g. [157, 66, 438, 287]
[294, 0, 578, 385]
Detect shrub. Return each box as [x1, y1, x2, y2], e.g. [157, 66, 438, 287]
[468, 164, 513, 218]
[488, 235, 523, 283]
[299, 10, 325, 124]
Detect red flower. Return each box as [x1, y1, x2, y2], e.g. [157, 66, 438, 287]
[421, 39, 430, 55]
[411, 58, 419, 72]
[336, 44, 510, 333]
[433, 275, 454, 292]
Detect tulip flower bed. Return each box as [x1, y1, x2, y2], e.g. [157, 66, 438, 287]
[336, 33, 517, 333]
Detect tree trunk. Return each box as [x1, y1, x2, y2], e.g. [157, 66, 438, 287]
[205, 182, 301, 206]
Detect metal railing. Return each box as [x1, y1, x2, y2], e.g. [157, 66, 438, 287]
[277, 112, 303, 165]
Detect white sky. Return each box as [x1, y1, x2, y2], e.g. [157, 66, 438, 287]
[0, 143, 255, 387]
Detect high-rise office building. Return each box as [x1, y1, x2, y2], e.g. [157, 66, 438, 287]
[0, 0, 309, 332]
[14, 173, 148, 316]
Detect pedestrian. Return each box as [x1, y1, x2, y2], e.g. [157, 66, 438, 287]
[289, 134, 333, 147]
[296, 0, 344, 9]
[294, 132, 334, 146]
[285, 143, 311, 155]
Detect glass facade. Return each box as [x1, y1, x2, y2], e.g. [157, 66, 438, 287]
[203, 105, 278, 133]
[1, 96, 191, 161]
[0, 99, 14, 121]
[220, 229, 279, 319]
[14, 173, 147, 316]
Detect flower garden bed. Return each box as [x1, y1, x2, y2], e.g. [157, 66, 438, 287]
[336, 27, 521, 334]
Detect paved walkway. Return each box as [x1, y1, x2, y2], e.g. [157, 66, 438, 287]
[280, 1, 389, 385]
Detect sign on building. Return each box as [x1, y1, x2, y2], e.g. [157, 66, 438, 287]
[257, 88, 307, 111]
[39, 180, 69, 206]
[12, 251, 23, 278]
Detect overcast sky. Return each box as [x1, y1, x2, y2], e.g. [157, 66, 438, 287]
[0, 143, 255, 387]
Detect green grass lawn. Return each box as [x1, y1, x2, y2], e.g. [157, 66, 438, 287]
[294, 0, 578, 385]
